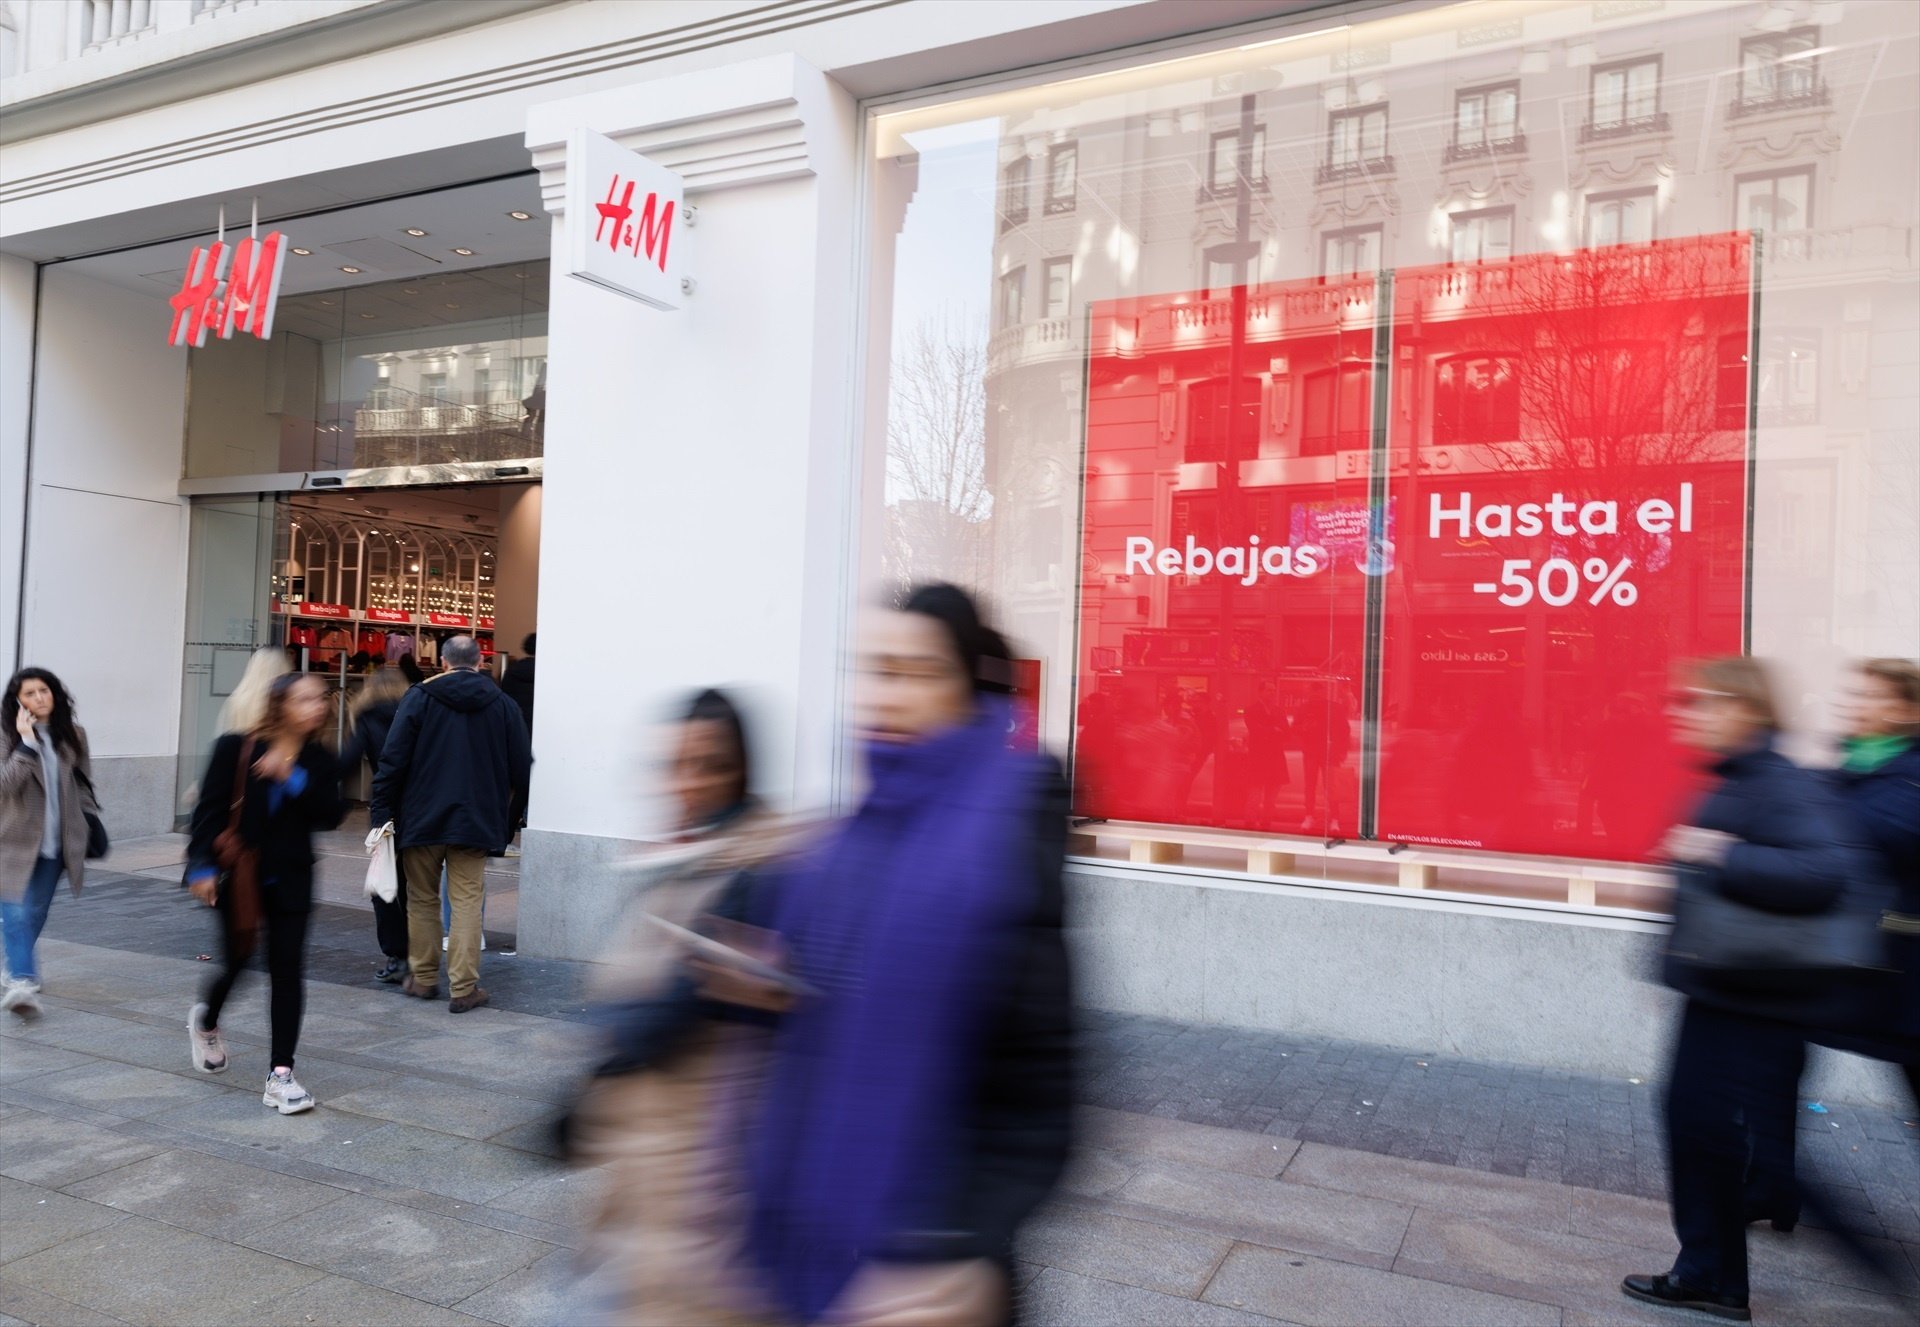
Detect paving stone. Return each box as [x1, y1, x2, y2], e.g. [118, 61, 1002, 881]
[1202, 1244, 1560, 1327]
[1057, 1147, 1139, 1199]
[452, 1247, 580, 1326]
[1023, 1267, 1293, 1326]
[485, 1113, 566, 1159]
[1282, 1142, 1573, 1234]
[1115, 1158, 1413, 1266]
[1568, 1187, 1672, 1252]
[60, 1148, 350, 1242]
[286, 1118, 559, 1204]
[0, 1039, 93, 1084]
[1393, 1207, 1655, 1304]
[1084, 1105, 1301, 1178]
[1747, 1225, 1920, 1299]
[0, 1178, 125, 1266]
[2, 1214, 325, 1324]
[139, 1085, 379, 1161]
[326, 1075, 561, 1140]
[21, 1059, 238, 1119]
[485, 1165, 606, 1227]
[1017, 1204, 1235, 1297]
[275, 1277, 497, 1326]
[0, 1109, 164, 1189]
[0, 1278, 132, 1327]
[240, 1192, 554, 1306]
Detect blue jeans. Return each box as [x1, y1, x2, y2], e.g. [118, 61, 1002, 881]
[2, 855, 64, 985]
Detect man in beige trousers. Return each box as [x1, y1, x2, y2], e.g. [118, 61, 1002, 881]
[370, 636, 531, 1014]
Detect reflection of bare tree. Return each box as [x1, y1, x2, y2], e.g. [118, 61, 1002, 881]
[884, 314, 993, 587]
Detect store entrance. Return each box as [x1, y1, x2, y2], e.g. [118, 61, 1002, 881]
[174, 481, 542, 815]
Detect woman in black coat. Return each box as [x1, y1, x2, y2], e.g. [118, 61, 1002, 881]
[1623, 657, 1866, 1323]
[185, 673, 345, 1115]
[341, 666, 411, 982]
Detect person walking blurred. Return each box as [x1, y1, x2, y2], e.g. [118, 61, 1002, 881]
[341, 666, 412, 983]
[370, 635, 530, 1014]
[501, 632, 537, 740]
[184, 673, 345, 1113]
[1827, 658, 1920, 1108]
[718, 584, 1074, 1327]
[218, 646, 292, 737]
[1, 668, 102, 1018]
[564, 688, 794, 1326]
[1623, 657, 1871, 1321]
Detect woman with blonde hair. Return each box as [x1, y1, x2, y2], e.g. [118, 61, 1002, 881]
[218, 647, 293, 736]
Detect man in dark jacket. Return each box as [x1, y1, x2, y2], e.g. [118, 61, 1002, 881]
[371, 636, 531, 1013]
[500, 632, 536, 740]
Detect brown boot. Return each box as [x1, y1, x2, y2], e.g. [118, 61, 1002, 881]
[448, 987, 490, 1014]
[401, 975, 439, 1000]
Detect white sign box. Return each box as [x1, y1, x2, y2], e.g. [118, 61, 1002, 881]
[565, 128, 686, 310]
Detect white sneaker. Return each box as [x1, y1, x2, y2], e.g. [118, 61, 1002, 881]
[262, 1069, 315, 1115]
[189, 1002, 228, 1073]
[1, 979, 41, 1020]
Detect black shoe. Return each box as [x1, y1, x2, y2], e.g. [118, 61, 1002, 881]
[1742, 1201, 1798, 1233]
[1622, 1274, 1751, 1321]
[375, 959, 406, 984]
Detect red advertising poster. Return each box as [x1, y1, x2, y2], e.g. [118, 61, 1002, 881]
[1373, 235, 1752, 862]
[1075, 276, 1378, 837]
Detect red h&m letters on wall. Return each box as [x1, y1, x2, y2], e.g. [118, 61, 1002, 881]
[1073, 233, 1753, 865]
[167, 231, 287, 348]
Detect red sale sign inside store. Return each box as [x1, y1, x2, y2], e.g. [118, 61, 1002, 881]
[1074, 234, 1752, 864]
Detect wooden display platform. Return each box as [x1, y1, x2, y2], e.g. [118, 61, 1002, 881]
[1065, 820, 1667, 910]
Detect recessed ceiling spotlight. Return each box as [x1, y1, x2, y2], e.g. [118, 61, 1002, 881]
[340, 265, 362, 274]
[318, 299, 337, 307]
[508, 210, 533, 221]
[291, 247, 313, 256]
[359, 312, 377, 319]
[444, 302, 461, 309]
[404, 228, 429, 237]
[402, 287, 420, 295]
[515, 271, 530, 279]
[451, 247, 475, 256]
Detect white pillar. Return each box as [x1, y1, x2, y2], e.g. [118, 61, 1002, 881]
[519, 53, 859, 958]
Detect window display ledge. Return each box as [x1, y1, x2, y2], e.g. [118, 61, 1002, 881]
[1067, 821, 1671, 917]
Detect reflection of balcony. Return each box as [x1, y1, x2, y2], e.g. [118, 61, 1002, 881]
[1579, 111, 1671, 144]
[1443, 133, 1527, 165]
[351, 398, 538, 468]
[1731, 85, 1830, 118]
[1316, 155, 1394, 185]
[1759, 224, 1917, 279]
[987, 316, 1079, 375]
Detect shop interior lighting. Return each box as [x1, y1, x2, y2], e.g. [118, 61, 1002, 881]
[452, 247, 476, 256]
[291, 247, 313, 256]
[405, 228, 429, 236]
[340, 266, 362, 273]
[508, 211, 534, 220]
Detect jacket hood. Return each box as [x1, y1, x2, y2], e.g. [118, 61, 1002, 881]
[423, 668, 504, 714]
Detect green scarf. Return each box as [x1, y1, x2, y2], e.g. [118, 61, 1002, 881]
[1841, 733, 1912, 773]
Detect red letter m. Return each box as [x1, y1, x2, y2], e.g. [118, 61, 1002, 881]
[635, 192, 675, 272]
[220, 232, 287, 341]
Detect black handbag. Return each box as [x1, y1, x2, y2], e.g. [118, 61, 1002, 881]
[1666, 863, 1891, 990]
[72, 767, 109, 860]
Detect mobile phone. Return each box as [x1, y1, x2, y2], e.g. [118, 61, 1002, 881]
[641, 914, 818, 997]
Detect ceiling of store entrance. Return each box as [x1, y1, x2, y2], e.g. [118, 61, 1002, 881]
[269, 261, 547, 342]
[63, 176, 548, 299]
[290, 483, 529, 538]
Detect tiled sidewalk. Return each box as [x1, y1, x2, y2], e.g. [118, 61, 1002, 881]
[2, 855, 1915, 1325]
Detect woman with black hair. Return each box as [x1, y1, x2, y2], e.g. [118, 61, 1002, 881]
[565, 687, 798, 1325]
[2, 667, 102, 1018]
[184, 672, 345, 1113]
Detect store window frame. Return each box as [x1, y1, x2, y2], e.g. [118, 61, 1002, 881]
[1321, 103, 1390, 183]
[1585, 187, 1659, 247]
[1449, 82, 1523, 162]
[1042, 256, 1074, 320]
[1735, 26, 1827, 116]
[1584, 55, 1666, 142]
[1734, 166, 1815, 236]
[1045, 140, 1079, 215]
[996, 265, 1026, 327]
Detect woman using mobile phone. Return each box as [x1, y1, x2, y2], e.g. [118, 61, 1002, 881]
[184, 672, 344, 1114]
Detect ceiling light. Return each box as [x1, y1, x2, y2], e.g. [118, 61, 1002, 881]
[451, 248, 475, 256]
[359, 312, 377, 319]
[403, 287, 420, 295]
[508, 211, 533, 221]
[291, 247, 313, 256]
[444, 302, 460, 309]
[318, 299, 337, 307]
[340, 266, 362, 274]
[404, 228, 428, 237]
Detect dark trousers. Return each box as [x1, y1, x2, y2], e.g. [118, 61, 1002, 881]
[1665, 1000, 1806, 1301]
[371, 890, 408, 960]
[202, 900, 310, 1069]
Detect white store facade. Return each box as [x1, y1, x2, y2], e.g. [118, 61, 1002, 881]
[3, 0, 1916, 1104]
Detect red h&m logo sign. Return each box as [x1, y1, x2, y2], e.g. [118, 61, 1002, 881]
[167, 231, 287, 348]
[595, 176, 674, 272]
[565, 128, 686, 311]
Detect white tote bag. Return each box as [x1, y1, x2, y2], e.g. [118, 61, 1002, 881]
[364, 821, 399, 904]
